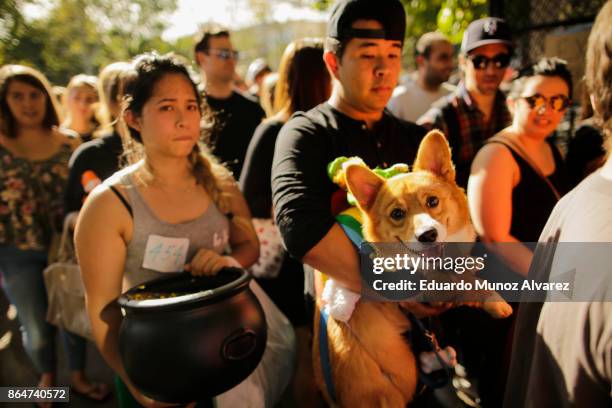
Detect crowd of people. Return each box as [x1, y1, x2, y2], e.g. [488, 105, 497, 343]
[0, 0, 610, 406]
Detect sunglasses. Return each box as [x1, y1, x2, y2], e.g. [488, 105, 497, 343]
[522, 94, 571, 112]
[206, 49, 239, 61]
[468, 53, 511, 70]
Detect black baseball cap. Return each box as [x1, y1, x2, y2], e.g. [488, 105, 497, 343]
[461, 17, 513, 54]
[327, 0, 406, 43]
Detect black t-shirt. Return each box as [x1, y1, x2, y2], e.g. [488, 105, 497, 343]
[239, 120, 284, 218]
[272, 102, 427, 260]
[205, 91, 265, 178]
[64, 131, 123, 213]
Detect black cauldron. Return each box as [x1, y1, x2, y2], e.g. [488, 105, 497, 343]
[117, 268, 267, 403]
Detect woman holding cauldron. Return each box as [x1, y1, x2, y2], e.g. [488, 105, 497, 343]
[75, 53, 294, 407]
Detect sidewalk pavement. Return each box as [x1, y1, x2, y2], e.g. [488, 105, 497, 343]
[0, 289, 116, 407]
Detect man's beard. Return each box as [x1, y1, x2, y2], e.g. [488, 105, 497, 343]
[424, 70, 447, 89]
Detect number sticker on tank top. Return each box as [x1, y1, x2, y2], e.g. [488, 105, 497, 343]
[142, 235, 190, 273]
[213, 229, 229, 253]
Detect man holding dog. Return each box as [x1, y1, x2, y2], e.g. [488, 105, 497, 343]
[272, 0, 455, 403]
[272, 0, 426, 296]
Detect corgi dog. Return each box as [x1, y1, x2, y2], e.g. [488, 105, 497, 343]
[313, 130, 512, 407]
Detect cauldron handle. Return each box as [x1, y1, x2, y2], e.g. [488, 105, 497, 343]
[221, 328, 258, 361]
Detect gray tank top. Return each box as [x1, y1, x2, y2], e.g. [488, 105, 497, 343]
[114, 170, 230, 290]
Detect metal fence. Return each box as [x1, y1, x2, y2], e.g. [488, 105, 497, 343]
[494, 0, 606, 147]
[507, 0, 605, 63]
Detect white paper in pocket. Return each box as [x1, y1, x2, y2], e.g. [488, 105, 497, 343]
[142, 235, 190, 273]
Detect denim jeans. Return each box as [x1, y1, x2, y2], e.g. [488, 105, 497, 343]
[0, 245, 86, 373]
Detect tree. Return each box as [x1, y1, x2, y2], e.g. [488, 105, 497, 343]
[0, 0, 36, 65]
[247, 0, 274, 24]
[85, 0, 177, 59]
[37, 0, 101, 83]
[0, 0, 178, 85]
[403, 0, 488, 67]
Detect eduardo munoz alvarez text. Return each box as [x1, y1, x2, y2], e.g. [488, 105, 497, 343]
[372, 278, 571, 292]
[369, 254, 571, 293]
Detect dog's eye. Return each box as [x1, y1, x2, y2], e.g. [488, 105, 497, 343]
[390, 208, 406, 220]
[426, 196, 439, 208]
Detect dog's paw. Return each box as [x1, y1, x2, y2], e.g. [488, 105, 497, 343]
[484, 301, 513, 319]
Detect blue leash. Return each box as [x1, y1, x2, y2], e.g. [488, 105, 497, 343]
[318, 305, 337, 402]
[317, 220, 363, 403]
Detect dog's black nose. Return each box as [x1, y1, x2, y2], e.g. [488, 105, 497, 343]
[417, 228, 438, 243]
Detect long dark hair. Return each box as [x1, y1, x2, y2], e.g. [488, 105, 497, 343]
[120, 52, 231, 213]
[273, 38, 331, 122]
[509, 57, 574, 100]
[0, 65, 60, 138]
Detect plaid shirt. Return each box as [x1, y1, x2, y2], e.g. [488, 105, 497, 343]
[417, 83, 511, 187]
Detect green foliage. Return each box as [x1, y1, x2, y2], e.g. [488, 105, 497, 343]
[34, 0, 101, 83]
[434, 0, 489, 44]
[0, 0, 35, 65]
[310, 0, 333, 10]
[401, 0, 488, 68]
[1, 0, 495, 85]
[0, 0, 178, 85]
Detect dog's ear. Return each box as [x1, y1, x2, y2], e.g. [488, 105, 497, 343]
[345, 164, 384, 211]
[413, 130, 456, 183]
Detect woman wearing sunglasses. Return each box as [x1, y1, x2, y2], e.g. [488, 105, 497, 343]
[468, 57, 572, 275]
[465, 56, 572, 405]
